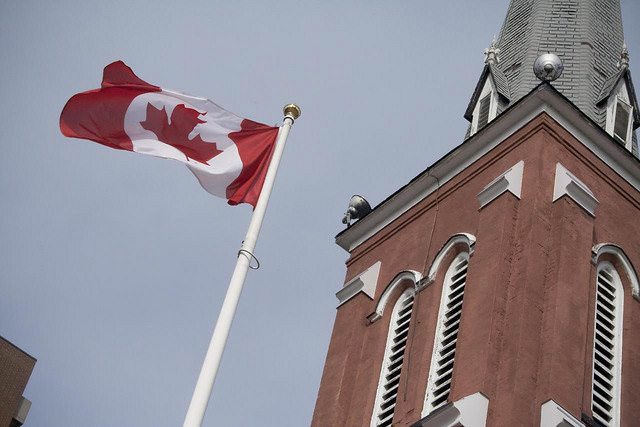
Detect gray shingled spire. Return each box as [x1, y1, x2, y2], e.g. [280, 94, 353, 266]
[465, 0, 639, 153]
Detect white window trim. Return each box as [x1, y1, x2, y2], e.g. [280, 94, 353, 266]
[471, 77, 498, 135]
[605, 81, 634, 151]
[422, 252, 470, 417]
[591, 243, 640, 300]
[370, 288, 415, 427]
[591, 262, 624, 427]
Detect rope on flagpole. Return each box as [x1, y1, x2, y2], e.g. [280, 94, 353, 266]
[182, 103, 301, 427]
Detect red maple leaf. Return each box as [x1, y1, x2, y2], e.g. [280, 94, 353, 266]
[140, 103, 222, 165]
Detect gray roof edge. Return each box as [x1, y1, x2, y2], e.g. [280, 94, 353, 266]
[335, 84, 640, 253]
[489, 63, 511, 100]
[626, 71, 640, 128]
[597, 69, 640, 128]
[463, 65, 511, 122]
[596, 69, 626, 104]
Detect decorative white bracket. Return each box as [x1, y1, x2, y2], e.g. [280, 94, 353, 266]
[477, 160, 524, 208]
[336, 261, 382, 307]
[414, 392, 489, 427]
[552, 163, 598, 216]
[540, 400, 584, 427]
[592, 243, 640, 300]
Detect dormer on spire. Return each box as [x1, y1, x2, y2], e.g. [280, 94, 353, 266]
[465, 38, 510, 136]
[464, 0, 638, 156]
[595, 42, 639, 153]
[484, 38, 501, 65]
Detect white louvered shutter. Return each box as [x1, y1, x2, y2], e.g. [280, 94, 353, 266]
[424, 253, 469, 415]
[477, 94, 492, 129]
[592, 263, 623, 427]
[371, 289, 415, 427]
[613, 100, 631, 145]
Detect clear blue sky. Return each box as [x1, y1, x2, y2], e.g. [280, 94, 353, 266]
[1, 1, 638, 426]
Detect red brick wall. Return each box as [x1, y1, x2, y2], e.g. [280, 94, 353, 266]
[0, 337, 35, 427]
[311, 114, 640, 426]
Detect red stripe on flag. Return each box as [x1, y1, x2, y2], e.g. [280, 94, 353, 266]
[226, 119, 279, 207]
[60, 61, 160, 151]
[100, 61, 160, 90]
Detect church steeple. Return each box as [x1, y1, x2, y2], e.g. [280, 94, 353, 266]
[313, 2, 640, 426]
[465, 0, 639, 154]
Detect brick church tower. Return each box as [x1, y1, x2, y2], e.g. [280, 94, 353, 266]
[312, 1, 639, 426]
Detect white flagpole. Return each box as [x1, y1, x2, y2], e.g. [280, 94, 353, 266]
[182, 104, 301, 427]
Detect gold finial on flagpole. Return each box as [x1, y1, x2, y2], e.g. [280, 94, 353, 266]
[283, 104, 301, 121]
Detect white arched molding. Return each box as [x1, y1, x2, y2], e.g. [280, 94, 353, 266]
[592, 243, 639, 300]
[419, 233, 476, 291]
[368, 270, 422, 324]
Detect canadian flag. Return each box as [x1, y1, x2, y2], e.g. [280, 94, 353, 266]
[60, 61, 280, 207]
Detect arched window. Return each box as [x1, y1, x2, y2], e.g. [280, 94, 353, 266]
[423, 252, 469, 415]
[591, 262, 624, 426]
[371, 288, 415, 427]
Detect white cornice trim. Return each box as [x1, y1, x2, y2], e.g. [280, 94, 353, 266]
[414, 392, 489, 427]
[552, 163, 598, 216]
[335, 85, 640, 253]
[420, 233, 476, 290]
[540, 400, 584, 427]
[368, 270, 422, 323]
[477, 160, 524, 208]
[592, 243, 640, 299]
[336, 261, 381, 307]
